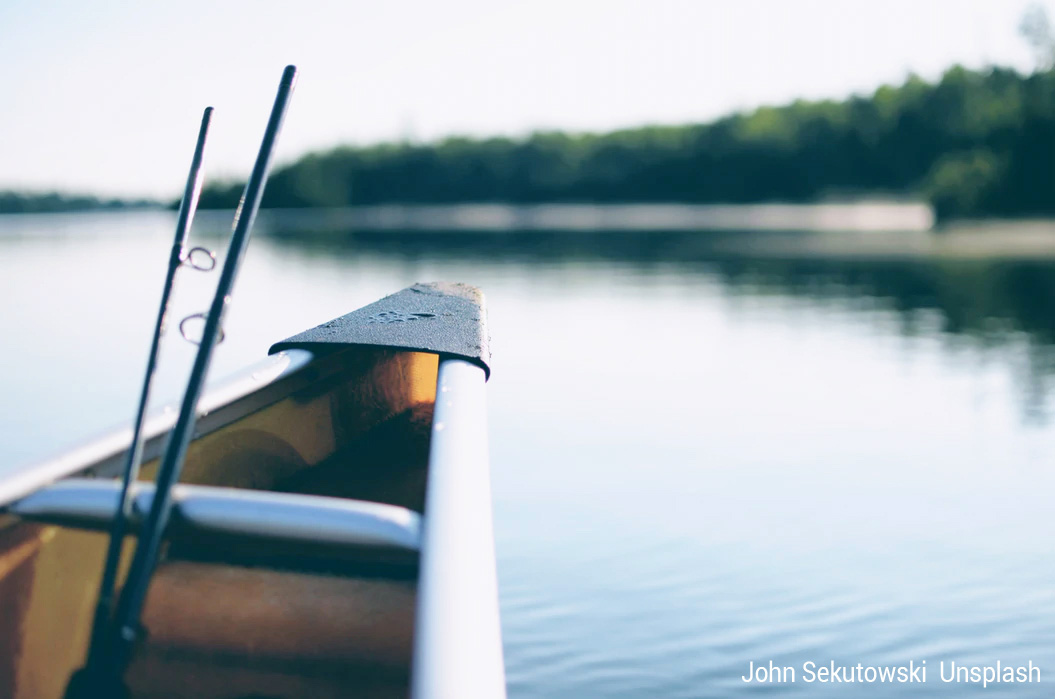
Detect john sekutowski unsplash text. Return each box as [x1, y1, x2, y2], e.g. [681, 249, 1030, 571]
[742, 660, 1041, 689]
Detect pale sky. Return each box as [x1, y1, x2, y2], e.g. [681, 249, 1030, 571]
[0, 0, 1045, 198]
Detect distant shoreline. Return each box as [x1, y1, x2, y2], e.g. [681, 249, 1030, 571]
[6, 204, 1055, 261]
[250, 201, 935, 234]
[0, 192, 159, 215]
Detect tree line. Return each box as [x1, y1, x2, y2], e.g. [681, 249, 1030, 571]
[190, 65, 1055, 221]
[0, 191, 156, 215]
[5, 64, 1054, 221]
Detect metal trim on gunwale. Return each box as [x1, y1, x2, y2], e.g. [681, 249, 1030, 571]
[412, 358, 506, 699]
[0, 349, 314, 508]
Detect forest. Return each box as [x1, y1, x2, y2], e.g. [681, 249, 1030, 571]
[0, 191, 154, 214]
[4, 65, 1054, 221]
[195, 65, 1055, 221]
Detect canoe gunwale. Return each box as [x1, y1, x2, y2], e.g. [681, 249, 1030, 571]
[411, 358, 506, 699]
[0, 349, 316, 511]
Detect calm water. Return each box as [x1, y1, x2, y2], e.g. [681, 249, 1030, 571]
[2, 211, 1055, 697]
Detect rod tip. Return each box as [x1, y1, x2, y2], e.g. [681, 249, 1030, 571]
[282, 65, 298, 84]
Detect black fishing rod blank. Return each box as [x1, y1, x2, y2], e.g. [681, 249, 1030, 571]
[106, 64, 297, 679]
[65, 105, 216, 698]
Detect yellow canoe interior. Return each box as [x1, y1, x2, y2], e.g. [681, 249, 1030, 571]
[0, 346, 439, 698]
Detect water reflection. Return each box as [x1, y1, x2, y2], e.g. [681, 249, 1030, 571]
[257, 224, 1055, 425]
[3, 213, 1055, 698]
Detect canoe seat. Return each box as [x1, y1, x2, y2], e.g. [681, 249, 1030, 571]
[9, 481, 421, 571]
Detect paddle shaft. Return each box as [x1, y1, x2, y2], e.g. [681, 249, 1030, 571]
[107, 65, 297, 675]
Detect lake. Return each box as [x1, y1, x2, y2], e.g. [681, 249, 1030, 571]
[2, 209, 1054, 697]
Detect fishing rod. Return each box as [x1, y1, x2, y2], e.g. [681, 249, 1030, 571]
[101, 64, 298, 688]
[64, 105, 216, 698]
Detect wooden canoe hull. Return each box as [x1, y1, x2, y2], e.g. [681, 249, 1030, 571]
[0, 346, 439, 698]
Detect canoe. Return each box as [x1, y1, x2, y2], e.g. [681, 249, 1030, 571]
[0, 282, 504, 699]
